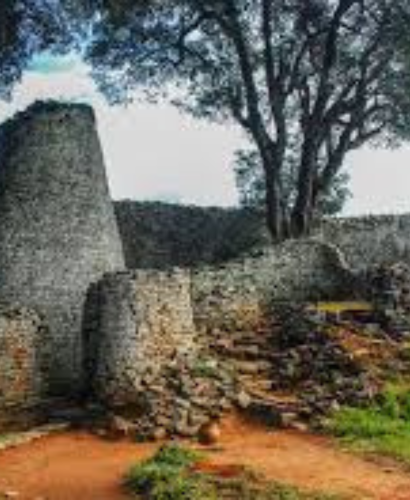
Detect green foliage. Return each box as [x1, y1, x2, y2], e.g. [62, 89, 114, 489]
[234, 148, 351, 217]
[0, 1, 78, 100]
[125, 445, 347, 500]
[83, 0, 410, 241]
[150, 444, 204, 469]
[191, 357, 219, 379]
[328, 383, 410, 464]
[124, 444, 215, 500]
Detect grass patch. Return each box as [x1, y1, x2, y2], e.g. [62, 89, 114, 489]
[327, 383, 410, 464]
[191, 357, 220, 379]
[125, 444, 348, 500]
[125, 444, 215, 499]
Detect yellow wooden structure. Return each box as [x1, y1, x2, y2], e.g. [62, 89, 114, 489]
[305, 301, 374, 320]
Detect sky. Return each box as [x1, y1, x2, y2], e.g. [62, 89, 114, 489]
[1, 52, 410, 215]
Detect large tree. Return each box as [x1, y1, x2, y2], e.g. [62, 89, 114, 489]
[234, 147, 351, 217]
[85, 0, 407, 241]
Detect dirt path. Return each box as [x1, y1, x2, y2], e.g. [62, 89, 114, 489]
[1, 416, 410, 500]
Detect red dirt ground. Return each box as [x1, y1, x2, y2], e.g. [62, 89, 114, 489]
[1, 415, 410, 500]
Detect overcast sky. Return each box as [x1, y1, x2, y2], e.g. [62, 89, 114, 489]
[0, 52, 410, 215]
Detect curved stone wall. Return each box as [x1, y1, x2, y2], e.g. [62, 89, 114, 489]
[0, 101, 124, 396]
[89, 269, 197, 407]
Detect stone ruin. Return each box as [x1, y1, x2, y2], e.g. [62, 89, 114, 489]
[0, 100, 409, 436]
[0, 102, 124, 397]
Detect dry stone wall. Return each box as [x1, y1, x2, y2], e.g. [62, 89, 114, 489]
[114, 202, 410, 273]
[0, 101, 125, 396]
[191, 239, 357, 337]
[89, 269, 197, 408]
[0, 306, 47, 427]
[317, 214, 410, 271]
[114, 201, 266, 268]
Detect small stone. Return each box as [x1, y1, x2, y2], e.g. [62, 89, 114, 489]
[198, 420, 221, 445]
[152, 427, 167, 441]
[108, 414, 136, 438]
[290, 421, 309, 432]
[2, 492, 20, 499]
[237, 391, 252, 409]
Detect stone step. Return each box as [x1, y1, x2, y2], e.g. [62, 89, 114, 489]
[218, 346, 273, 362]
[245, 396, 307, 429]
[232, 360, 272, 375]
[245, 399, 282, 427]
[233, 335, 272, 347]
[239, 376, 273, 392]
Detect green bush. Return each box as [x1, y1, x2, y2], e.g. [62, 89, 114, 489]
[125, 445, 346, 500]
[328, 383, 410, 464]
[124, 444, 216, 500]
[152, 444, 204, 468]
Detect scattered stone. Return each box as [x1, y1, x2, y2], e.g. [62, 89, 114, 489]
[107, 414, 136, 439]
[198, 420, 221, 445]
[95, 352, 238, 441]
[237, 391, 252, 409]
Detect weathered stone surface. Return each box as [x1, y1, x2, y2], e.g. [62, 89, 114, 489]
[89, 269, 197, 406]
[316, 214, 410, 270]
[114, 203, 410, 273]
[270, 305, 379, 417]
[114, 201, 266, 269]
[192, 239, 356, 337]
[0, 101, 124, 396]
[0, 306, 47, 427]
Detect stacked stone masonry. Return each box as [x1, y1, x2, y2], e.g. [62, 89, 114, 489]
[191, 240, 356, 337]
[90, 269, 197, 407]
[114, 201, 410, 272]
[1, 101, 410, 431]
[0, 102, 125, 397]
[0, 307, 47, 427]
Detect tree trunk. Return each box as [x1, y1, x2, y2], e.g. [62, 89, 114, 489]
[265, 174, 283, 242]
[291, 141, 317, 238]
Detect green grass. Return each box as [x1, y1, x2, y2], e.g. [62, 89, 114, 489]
[190, 357, 220, 379]
[327, 383, 410, 464]
[125, 444, 215, 499]
[125, 444, 348, 500]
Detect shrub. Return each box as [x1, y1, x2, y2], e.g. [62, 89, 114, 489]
[124, 444, 216, 500]
[125, 445, 346, 500]
[327, 383, 410, 464]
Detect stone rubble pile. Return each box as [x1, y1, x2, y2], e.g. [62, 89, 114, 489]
[208, 319, 309, 428]
[104, 353, 238, 441]
[271, 305, 379, 418]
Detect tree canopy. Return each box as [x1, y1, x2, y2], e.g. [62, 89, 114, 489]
[234, 147, 351, 217]
[0, 1, 80, 100]
[1, 1, 410, 241]
[82, 0, 409, 241]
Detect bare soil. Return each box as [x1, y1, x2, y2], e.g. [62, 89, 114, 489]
[1, 415, 410, 500]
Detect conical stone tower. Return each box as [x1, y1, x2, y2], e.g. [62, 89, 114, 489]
[0, 101, 125, 397]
